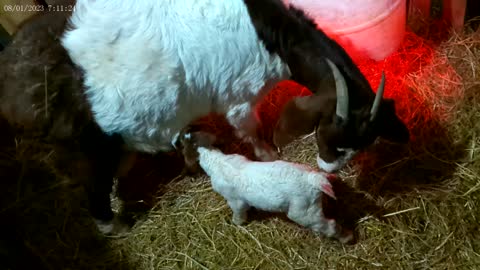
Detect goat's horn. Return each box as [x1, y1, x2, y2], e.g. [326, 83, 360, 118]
[325, 58, 349, 121]
[369, 72, 386, 122]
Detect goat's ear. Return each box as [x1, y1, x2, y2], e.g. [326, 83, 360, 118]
[376, 99, 410, 143]
[273, 95, 325, 148]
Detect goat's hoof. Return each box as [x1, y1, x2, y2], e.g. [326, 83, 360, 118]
[95, 215, 131, 236]
[232, 217, 246, 226]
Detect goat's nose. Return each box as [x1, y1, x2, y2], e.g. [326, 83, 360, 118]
[316, 155, 340, 173]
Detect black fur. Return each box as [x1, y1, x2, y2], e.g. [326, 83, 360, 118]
[243, 0, 372, 101]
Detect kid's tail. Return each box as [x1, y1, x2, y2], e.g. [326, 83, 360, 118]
[320, 173, 338, 199]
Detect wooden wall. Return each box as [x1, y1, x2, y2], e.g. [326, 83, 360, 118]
[408, 0, 471, 31]
[0, 0, 39, 35]
[0, 0, 75, 36]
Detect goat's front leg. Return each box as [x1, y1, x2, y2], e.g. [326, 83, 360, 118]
[227, 199, 250, 225]
[313, 218, 354, 244]
[226, 103, 278, 161]
[309, 213, 354, 244]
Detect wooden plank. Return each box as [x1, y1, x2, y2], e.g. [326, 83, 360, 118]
[0, 0, 39, 35]
[442, 0, 467, 31]
[408, 0, 432, 17]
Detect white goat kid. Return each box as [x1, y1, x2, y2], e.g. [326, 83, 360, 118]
[182, 132, 354, 243]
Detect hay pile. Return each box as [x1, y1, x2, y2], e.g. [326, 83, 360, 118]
[1, 19, 479, 270]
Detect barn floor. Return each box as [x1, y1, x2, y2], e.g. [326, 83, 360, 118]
[1, 18, 480, 270]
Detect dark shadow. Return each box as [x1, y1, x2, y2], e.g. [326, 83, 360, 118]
[0, 118, 134, 270]
[324, 178, 388, 233]
[115, 151, 186, 224]
[352, 103, 467, 197]
[0, 24, 10, 52]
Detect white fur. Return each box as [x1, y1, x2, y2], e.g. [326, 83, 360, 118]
[61, 0, 290, 154]
[197, 146, 353, 243]
[316, 148, 356, 173]
[95, 217, 129, 235]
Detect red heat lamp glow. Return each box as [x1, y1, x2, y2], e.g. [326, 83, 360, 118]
[256, 29, 462, 143]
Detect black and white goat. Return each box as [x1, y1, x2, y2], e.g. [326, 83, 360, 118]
[61, 0, 409, 171]
[1, 0, 409, 233]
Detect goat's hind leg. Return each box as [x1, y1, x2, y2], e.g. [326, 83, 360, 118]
[226, 103, 278, 161]
[79, 125, 130, 235]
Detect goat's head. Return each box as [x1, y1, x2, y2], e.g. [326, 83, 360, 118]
[176, 126, 217, 175]
[273, 59, 409, 172]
